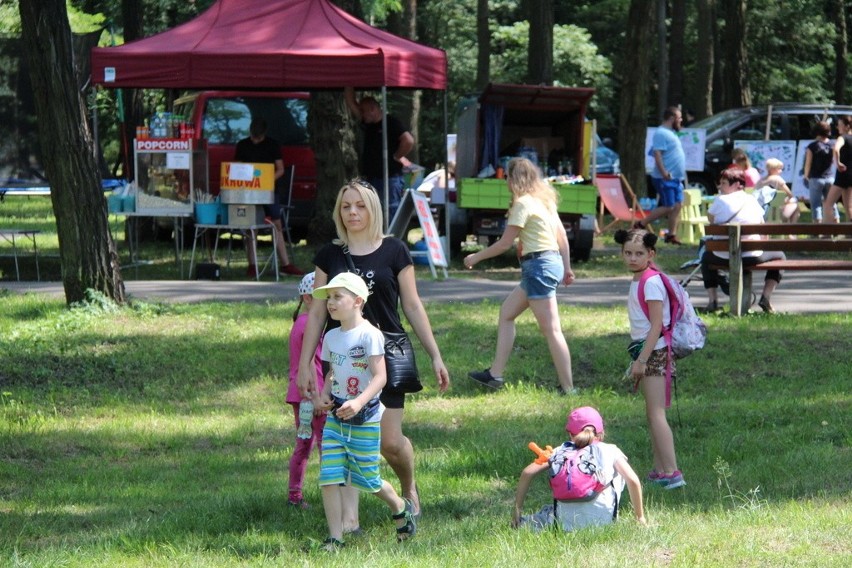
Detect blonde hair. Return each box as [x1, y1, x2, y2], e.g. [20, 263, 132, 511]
[764, 158, 784, 172]
[506, 157, 558, 211]
[571, 426, 604, 449]
[332, 180, 386, 245]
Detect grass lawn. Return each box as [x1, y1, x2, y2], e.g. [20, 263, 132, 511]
[0, 290, 849, 566]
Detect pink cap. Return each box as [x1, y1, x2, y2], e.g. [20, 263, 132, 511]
[566, 406, 604, 436]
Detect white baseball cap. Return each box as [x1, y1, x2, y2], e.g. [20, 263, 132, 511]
[312, 272, 369, 302]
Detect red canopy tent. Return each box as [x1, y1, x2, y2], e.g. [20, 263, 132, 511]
[90, 0, 446, 90]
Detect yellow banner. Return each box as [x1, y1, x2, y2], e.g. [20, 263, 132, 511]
[220, 162, 275, 191]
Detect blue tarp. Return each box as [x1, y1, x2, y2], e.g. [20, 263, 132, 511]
[0, 179, 125, 200]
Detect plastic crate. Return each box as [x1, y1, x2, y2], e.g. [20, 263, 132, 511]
[555, 183, 597, 214]
[458, 178, 510, 210]
[459, 178, 598, 214]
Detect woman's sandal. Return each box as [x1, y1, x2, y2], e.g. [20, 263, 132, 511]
[392, 498, 417, 542]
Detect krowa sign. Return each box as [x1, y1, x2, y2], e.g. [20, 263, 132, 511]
[220, 162, 275, 191]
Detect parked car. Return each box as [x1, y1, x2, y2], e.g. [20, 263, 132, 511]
[173, 91, 317, 240]
[687, 103, 852, 193]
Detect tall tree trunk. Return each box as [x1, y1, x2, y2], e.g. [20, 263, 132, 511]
[833, 0, 848, 105]
[307, 92, 358, 245]
[397, 0, 421, 165]
[618, 0, 657, 197]
[668, 0, 686, 108]
[656, 0, 668, 117]
[475, 0, 490, 89]
[712, 1, 725, 110]
[18, 0, 125, 304]
[723, 0, 751, 107]
[526, 0, 553, 85]
[304, 0, 361, 244]
[696, 0, 715, 119]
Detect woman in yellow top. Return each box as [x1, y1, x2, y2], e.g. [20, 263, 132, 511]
[464, 158, 576, 394]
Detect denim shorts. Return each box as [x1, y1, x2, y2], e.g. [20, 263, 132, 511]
[520, 254, 564, 300]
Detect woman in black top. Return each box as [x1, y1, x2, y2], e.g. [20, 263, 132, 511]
[297, 180, 449, 529]
[823, 115, 852, 223]
[802, 121, 836, 222]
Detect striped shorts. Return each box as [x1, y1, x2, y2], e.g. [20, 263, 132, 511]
[318, 416, 383, 492]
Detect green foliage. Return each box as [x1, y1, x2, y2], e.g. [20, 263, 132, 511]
[490, 21, 614, 125]
[0, 1, 105, 35]
[746, 0, 840, 104]
[361, 0, 403, 22]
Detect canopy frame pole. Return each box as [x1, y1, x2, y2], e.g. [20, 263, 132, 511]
[381, 86, 390, 231]
[443, 90, 450, 259]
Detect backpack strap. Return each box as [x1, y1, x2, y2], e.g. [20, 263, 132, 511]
[636, 263, 676, 408]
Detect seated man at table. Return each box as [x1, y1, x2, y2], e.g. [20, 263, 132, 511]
[701, 167, 785, 313]
[234, 118, 304, 277]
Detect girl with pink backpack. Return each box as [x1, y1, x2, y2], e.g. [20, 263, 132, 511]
[512, 406, 646, 531]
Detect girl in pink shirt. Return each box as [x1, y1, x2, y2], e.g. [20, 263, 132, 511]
[287, 272, 326, 508]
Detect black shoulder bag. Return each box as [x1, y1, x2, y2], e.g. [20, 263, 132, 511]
[340, 244, 423, 394]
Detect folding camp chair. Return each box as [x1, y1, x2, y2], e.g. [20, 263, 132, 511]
[595, 174, 653, 233]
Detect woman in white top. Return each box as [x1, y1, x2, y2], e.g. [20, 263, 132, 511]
[701, 167, 786, 313]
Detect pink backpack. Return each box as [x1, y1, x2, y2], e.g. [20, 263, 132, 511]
[548, 442, 607, 502]
[637, 264, 707, 406]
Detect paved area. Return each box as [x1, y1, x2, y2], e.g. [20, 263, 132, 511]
[3, 272, 852, 314]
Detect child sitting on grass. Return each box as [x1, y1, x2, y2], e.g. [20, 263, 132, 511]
[311, 272, 416, 551]
[512, 406, 646, 531]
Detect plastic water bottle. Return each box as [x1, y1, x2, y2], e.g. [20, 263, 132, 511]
[296, 400, 313, 439]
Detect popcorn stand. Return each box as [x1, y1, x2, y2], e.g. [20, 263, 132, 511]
[120, 137, 208, 276]
[133, 137, 207, 216]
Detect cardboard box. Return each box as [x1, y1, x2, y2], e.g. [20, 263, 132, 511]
[519, 137, 565, 160]
[227, 204, 265, 227]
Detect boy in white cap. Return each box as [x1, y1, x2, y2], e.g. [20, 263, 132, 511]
[311, 272, 416, 550]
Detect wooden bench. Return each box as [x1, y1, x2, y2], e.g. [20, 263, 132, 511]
[704, 223, 852, 315]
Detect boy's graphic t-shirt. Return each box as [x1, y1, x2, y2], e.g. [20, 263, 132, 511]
[321, 321, 385, 399]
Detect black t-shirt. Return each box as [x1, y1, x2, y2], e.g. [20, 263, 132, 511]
[313, 237, 413, 333]
[234, 136, 283, 201]
[235, 136, 281, 164]
[806, 139, 833, 179]
[360, 115, 407, 178]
